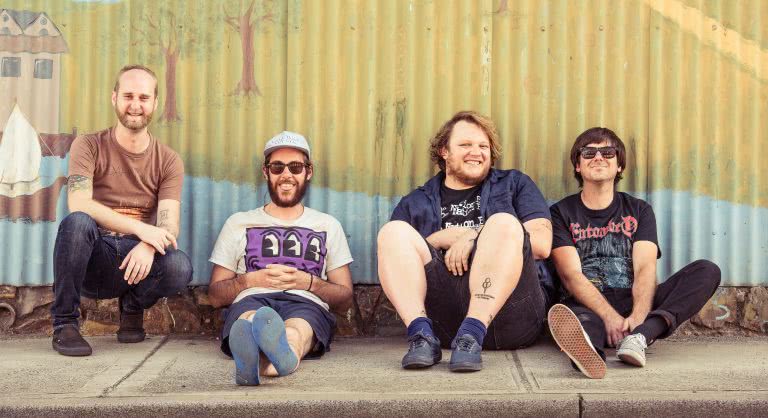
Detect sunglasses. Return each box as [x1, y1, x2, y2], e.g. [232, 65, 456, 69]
[265, 161, 310, 175]
[580, 146, 617, 159]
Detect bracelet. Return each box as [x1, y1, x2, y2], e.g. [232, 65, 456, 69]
[307, 273, 314, 291]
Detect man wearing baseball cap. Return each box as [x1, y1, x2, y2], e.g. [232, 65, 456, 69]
[207, 131, 354, 386]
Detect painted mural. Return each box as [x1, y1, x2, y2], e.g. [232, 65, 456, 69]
[0, 8, 72, 223]
[0, 0, 766, 288]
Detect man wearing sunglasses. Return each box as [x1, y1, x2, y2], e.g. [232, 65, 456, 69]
[547, 127, 721, 379]
[378, 111, 552, 372]
[207, 131, 354, 386]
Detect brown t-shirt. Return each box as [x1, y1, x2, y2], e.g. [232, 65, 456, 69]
[68, 127, 184, 226]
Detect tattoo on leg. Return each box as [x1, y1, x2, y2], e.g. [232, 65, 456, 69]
[67, 175, 92, 193]
[474, 277, 495, 300]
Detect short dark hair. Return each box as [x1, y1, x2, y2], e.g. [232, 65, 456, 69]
[113, 64, 158, 97]
[570, 127, 627, 187]
[429, 110, 502, 171]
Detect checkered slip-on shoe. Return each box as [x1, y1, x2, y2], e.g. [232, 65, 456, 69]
[548, 304, 606, 379]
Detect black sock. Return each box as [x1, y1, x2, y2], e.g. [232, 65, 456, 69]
[455, 317, 487, 346]
[633, 316, 668, 342]
[407, 317, 435, 339]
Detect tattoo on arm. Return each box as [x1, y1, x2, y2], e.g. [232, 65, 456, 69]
[474, 277, 496, 300]
[67, 175, 92, 193]
[156, 208, 177, 235]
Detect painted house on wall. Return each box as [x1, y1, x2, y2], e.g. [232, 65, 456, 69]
[0, 8, 68, 135]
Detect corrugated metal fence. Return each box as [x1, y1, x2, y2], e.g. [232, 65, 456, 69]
[0, 0, 766, 285]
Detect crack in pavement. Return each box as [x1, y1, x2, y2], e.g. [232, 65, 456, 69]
[100, 335, 169, 398]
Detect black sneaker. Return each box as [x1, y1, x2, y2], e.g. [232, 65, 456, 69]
[52, 324, 92, 357]
[117, 311, 146, 343]
[401, 330, 442, 369]
[449, 334, 482, 372]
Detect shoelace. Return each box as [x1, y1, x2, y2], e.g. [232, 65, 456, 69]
[408, 335, 429, 350]
[455, 337, 475, 351]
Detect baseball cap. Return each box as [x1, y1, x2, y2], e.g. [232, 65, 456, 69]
[263, 131, 311, 159]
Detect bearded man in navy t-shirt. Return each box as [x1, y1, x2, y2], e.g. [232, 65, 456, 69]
[547, 127, 721, 379]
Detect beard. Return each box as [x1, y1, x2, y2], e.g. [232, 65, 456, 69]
[115, 105, 153, 131]
[267, 175, 309, 208]
[445, 159, 490, 187]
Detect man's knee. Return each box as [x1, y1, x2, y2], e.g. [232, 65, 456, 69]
[377, 220, 418, 246]
[483, 213, 524, 239]
[691, 259, 722, 290]
[58, 212, 97, 235]
[158, 249, 193, 291]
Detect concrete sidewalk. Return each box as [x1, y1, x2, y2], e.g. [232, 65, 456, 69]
[0, 334, 766, 417]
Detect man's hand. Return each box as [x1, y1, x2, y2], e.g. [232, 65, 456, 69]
[604, 311, 630, 347]
[625, 312, 648, 333]
[237, 270, 270, 289]
[136, 223, 178, 254]
[444, 229, 478, 276]
[264, 264, 312, 291]
[119, 242, 156, 285]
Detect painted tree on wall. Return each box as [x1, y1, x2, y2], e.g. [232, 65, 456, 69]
[223, 0, 275, 96]
[132, 8, 196, 121]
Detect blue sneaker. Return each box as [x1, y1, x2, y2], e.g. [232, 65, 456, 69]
[401, 331, 442, 369]
[251, 307, 299, 376]
[228, 319, 260, 386]
[449, 334, 483, 372]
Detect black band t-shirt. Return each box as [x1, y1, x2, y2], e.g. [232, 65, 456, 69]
[551, 192, 661, 292]
[440, 183, 484, 230]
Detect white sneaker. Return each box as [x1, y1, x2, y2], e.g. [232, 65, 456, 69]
[617, 333, 647, 367]
[548, 304, 606, 379]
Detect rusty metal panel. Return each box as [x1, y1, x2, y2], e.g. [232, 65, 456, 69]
[0, 0, 766, 287]
[646, 0, 768, 285]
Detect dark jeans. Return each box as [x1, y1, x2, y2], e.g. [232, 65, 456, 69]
[563, 259, 721, 357]
[424, 231, 546, 350]
[51, 212, 193, 328]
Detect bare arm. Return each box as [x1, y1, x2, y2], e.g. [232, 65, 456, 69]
[67, 175, 147, 236]
[207, 264, 270, 308]
[156, 199, 181, 238]
[426, 227, 477, 250]
[523, 217, 552, 259]
[552, 246, 619, 319]
[67, 175, 176, 253]
[261, 265, 354, 314]
[627, 241, 658, 329]
[552, 246, 628, 346]
[309, 265, 354, 314]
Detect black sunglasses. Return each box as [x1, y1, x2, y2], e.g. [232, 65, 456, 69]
[580, 146, 617, 159]
[265, 161, 310, 175]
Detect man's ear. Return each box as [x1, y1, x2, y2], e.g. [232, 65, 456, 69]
[262, 166, 269, 181]
[306, 165, 313, 181]
[111, 91, 117, 107]
[576, 162, 581, 173]
[440, 146, 448, 160]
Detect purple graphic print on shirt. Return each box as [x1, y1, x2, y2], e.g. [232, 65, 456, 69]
[244, 227, 328, 276]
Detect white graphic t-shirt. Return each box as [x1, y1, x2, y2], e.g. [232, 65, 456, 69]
[209, 206, 353, 311]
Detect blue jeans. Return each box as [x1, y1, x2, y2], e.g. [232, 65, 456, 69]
[51, 212, 193, 328]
